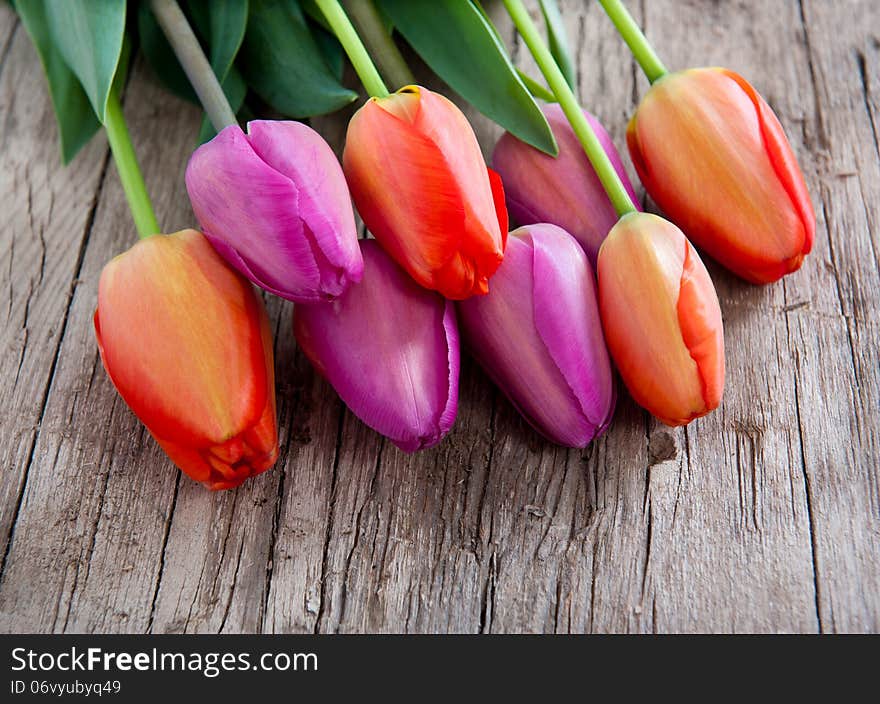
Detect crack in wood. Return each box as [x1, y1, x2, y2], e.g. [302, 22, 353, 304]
[147, 471, 180, 633]
[797, 0, 830, 150]
[0, 18, 19, 84]
[312, 406, 347, 633]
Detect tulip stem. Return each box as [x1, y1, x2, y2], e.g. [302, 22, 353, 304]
[104, 88, 160, 240]
[503, 0, 637, 217]
[597, 0, 667, 84]
[315, 0, 389, 98]
[341, 0, 415, 90]
[149, 0, 238, 131]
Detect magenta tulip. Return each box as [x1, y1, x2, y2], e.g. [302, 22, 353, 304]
[492, 104, 640, 265]
[186, 120, 362, 302]
[457, 224, 615, 447]
[294, 240, 459, 452]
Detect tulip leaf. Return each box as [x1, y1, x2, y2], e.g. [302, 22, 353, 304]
[298, 0, 330, 31]
[189, 0, 249, 81]
[375, 0, 557, 156]
[539, 0, 577, 95]
[138, 3, 197, 102]
[238, 0, 357, 118]
[13, 0, 101, 163]
[470, 0, 554, 103]
[42, 0, 126, 123]
[137, 1, 249, 142]
[518, 70, 556, 103]
[308, 16, 346, 81]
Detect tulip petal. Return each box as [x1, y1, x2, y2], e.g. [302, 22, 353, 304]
[437, 300, 461, 442]
[294, 240, 459, 451]
[414, 89, 505, 258]
[677, 239, 725, 412]
[487, 166, 509, 251]
[187, 125, 357, 302]
[458, 226, 613, 447]
[95, 230, 278, 489]
[344, 94, 466, 279]
[530, 226, 615, 434]
[245, 120, 363, 289]
[598, 213, 723, 426]
[720, 69, 815, 256]
[96, 230, 269, 445]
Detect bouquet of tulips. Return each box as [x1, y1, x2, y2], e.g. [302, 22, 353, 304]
[15, 0, 814, 491]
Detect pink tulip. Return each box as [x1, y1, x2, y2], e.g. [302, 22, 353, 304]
[493, 104, 640, 265]
[186, 120, 363, 302]
[458, 224, 615, 446]
[294, 240, 459, 451]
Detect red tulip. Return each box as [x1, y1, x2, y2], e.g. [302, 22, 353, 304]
[94, 229, 278, 490]
[342, 85, 508, 300]
[598, 213, 724, 426]
[627, 68, 815, 283]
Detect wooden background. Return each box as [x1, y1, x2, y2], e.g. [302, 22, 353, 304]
[0, 0, 878, 634]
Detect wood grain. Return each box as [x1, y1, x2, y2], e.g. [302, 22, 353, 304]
[0, 0, 877, 634]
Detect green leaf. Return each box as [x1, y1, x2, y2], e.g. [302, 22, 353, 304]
[43, 0, 126, 123]
[298, 0, 330, 31]
[517, 70, 556, 103]
[137, 1, 249, 140]
[238, 0, 357, 118]
[188, 0, 249, 80]
[308, 15, 345, 80]
[375, 0, 557, 156]
[138, 2, 197, 102]
[14, 0, 101, 163]
[539, 0, 576, 95]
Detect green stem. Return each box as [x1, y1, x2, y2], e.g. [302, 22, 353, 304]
[315, 0, 389, 98]
[341, 0, 415, 90]
[503, 0, 636, 217]
[104, 88, 160, 239]
[597, 0, 667, 83]
[149, 0, 237, 131]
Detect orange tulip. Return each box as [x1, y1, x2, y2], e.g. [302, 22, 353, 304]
[342, 85, 508, 300]
[627, 68, 815, 284]
[598, 213, 724, 426]
[94, 229, 278, 490]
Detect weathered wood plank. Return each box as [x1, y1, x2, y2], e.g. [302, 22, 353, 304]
[0, 6, 110, 578]
[785, 0, 880, 632]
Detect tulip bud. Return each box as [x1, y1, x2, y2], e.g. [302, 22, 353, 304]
[186, 120, 363, 302]
[94, 229, 278, 490]
[342, 85, 508, 300]
[492, 104, 640, 266]
[458, 224, 615, 447]
[294, 240, 459, 451]
[598, 212, 724, 426]
[627, 68, 815, 283]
